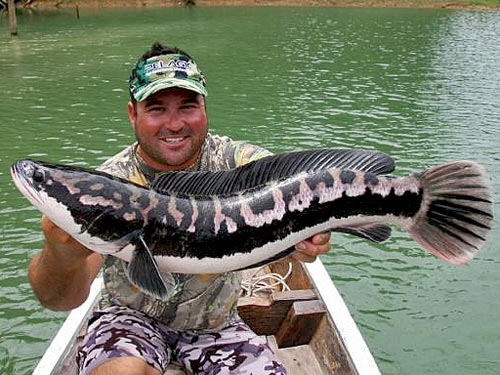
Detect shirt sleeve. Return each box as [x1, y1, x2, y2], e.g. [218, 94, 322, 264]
[97, 143, 149, 187]
[231, 141, 273, 167]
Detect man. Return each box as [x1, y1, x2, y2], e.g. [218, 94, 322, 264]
[28, 42, 331, 375]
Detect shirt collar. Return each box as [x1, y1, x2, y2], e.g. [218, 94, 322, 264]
[132, 142, 205, 184]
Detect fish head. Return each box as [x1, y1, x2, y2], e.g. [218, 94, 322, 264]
[11, 160, 51, 211]
[11, 160, 145, 254]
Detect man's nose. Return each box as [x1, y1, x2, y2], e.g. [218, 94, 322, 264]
[162, 110, 184, 131]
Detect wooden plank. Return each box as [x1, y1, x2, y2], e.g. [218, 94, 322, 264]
[267, 335, 329, 375]
[275, 300, 326, 348]
[304, 260, 381, 375]
[276, 344, 327, 375]
[266, 335, 280, 354]
[58, 342, 79, 374]
[268, 258, 312, 290]
[309, 315, 353, 375]
[272, 289, 317, 302]
[237, 289, 317, 336]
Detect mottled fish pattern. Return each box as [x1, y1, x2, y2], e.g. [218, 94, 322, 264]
[11, 147, 493, 300]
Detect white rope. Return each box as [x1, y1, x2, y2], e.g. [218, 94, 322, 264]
[240, 263, 293, 297]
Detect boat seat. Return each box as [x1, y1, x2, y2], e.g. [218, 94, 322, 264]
[237, 289, 321, 336]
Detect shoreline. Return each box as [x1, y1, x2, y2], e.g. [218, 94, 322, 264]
[24, 0, 500, 10]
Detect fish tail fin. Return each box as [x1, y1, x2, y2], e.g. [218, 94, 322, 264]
[127, 235, 169, 298]
[409, 160, 493, 265]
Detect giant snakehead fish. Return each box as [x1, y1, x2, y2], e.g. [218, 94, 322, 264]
[11, 149, 493, 299]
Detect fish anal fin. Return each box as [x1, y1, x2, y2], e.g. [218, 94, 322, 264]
[334, 224, 392, 243]
[127, 235, 169, 299]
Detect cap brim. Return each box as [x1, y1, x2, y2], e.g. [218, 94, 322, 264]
[133, 78, 208, 102]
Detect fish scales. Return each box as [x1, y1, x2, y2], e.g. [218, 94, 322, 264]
[136, 169, 422, 261]
[10, 149, 493, 299]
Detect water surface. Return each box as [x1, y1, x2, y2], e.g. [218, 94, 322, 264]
[1, 7, 499, 375]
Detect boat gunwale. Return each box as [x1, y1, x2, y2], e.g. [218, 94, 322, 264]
[32, 277, 103, 375]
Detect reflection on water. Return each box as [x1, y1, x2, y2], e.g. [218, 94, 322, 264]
[1, 7, 499, 375]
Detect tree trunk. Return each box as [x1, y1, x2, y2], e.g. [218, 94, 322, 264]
[8, 0, 18, 36]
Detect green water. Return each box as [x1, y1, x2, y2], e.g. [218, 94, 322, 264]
[1, 7, 499, 375]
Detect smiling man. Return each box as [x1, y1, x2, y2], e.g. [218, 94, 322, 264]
[28, 42, 331, 375]
[129, 88, 208, 171]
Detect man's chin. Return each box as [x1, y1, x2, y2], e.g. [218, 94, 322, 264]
[158, 151, 199, 171]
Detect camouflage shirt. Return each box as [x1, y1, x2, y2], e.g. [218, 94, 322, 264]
[97, 133, 272, 331]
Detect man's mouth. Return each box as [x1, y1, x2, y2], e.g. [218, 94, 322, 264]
[161, 136, 186, 144]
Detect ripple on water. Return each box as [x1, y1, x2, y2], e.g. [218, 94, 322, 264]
[1, 7, 500, 375]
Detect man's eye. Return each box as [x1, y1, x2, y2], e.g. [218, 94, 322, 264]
[149, 106, 164, 112]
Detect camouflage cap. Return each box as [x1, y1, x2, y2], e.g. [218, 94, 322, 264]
[129, 53, 207, 102]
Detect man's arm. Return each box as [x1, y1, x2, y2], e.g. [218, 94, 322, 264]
[28, 216, 103, 311]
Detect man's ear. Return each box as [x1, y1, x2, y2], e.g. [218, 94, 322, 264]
[127, 101, 136, 129]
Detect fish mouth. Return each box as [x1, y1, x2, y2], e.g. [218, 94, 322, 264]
[11, 161, 45, 208]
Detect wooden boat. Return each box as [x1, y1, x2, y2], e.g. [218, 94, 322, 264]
[33, 258, 381, 375]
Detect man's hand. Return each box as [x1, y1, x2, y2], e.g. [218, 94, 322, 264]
[292, 232, 331, 263]
[28, 216, 103, 311]
[41, 215, 95, 264]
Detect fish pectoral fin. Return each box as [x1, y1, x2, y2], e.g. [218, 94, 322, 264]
[333, 224, 392, 243]
[127, 235, 169, 299]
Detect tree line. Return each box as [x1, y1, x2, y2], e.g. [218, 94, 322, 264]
[0, 0, 35, 9]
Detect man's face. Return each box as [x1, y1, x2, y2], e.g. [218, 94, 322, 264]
[128, 88, 208, 172]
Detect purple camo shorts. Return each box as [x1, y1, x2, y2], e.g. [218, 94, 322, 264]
[77, 305, 287, 375]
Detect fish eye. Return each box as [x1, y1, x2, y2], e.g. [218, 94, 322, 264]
[33, 169, 45, 183]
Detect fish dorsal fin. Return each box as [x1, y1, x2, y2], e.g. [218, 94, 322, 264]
[150, 149, 395, 196]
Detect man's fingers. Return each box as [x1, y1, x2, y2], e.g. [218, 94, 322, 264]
[292, 232, 332, 263]
[41, 215, 54, 232]
[311, 232, 330, 246]
[296, 233, 331, 255]
[41, 215, 71, 243]
[291, 250, 317, 263]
